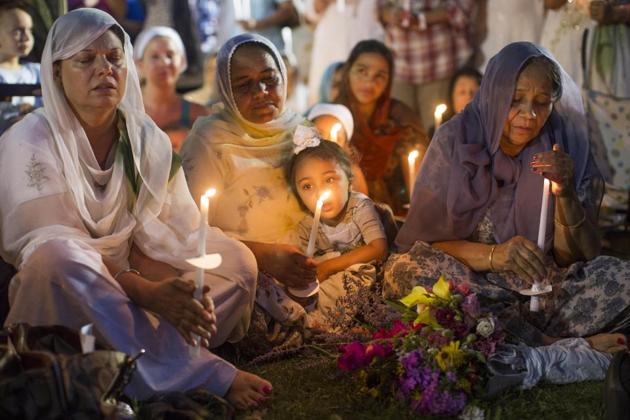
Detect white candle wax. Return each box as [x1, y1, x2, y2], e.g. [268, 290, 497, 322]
[196, 189, 216, 300]
[330, 123, 342, 143]
[233, 0, 242, 20]
[530, 178, 550, 312]
[434, 104, 447, 130]
[407, 150, 420, 202]
[306, 190, 331, 257]
[242, 0, 251, 20]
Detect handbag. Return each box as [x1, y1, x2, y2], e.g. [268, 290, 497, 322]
[0, 323, 140, 419]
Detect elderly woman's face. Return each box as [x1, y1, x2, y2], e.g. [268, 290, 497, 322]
[500, 62, 554, 156]
[348, 52, 389, 106]
[56, 30, 127, 116]
[230, 44, 284, 124]
[138, 36, 185, 87]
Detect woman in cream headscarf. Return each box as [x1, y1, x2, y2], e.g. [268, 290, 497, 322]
[183, 34, 361, 344]
[0, 9, 270, 408]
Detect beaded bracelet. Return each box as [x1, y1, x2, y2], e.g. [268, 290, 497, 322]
[488, 245, 497, 272]
[114, 268, 140, 280]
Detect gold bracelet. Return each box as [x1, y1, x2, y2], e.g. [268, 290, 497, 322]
[114, 268, 140, 280]
[554, 213, 586, 229]
[488, 245, 497, 272]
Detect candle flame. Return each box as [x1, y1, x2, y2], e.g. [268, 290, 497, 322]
[434, 104, 447, 119]
[408, 149, 420, 165]
[318, 190, 331, 203]
[330, 123, 342, 142]
[204, 188, 217, 198]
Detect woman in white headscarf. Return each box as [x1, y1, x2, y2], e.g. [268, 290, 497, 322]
[134, 26, 209, 152]
[0, 9, 270, 408]
[183, 34, 367, 346]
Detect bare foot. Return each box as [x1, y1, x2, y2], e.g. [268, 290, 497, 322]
[225, 370, 272, 410]
[587, 333, 628, 353]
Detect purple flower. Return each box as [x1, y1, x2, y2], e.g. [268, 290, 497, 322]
[434, 307, 458, 329]
[452, 322, 470, 339]
[427, 331, 449, 347]
[472, 338, 497, 357]
[400, 350, 422, 371]
[462, 294, 481, 318]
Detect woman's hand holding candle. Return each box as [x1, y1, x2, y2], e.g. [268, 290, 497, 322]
[531, 144, 575, 197]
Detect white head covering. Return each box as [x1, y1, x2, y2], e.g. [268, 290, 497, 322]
[0, 8, 202, 269]
[307, 103, 354, 139]
[133, 26, 188, 72]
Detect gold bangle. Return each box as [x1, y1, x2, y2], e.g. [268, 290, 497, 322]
[488, 245, 497, 272]
[554, 213, 586, 229]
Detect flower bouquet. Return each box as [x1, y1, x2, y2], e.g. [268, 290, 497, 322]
[337, 275, 504, 417]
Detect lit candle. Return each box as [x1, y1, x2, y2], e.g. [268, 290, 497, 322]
[407, 150, 420, 202]
[233, 0, 242, 20]
[306, 190, 331, 257]
[330, 122, 342, 143]
[530, 178, 550, 312]
[191, 188, 216, 355]
[337, 0, 345, 12]
[242, 0, 251, 20]
[434, 104, 447, 130]
[402, 0, 411, 26]
[196, 189, 216, 298]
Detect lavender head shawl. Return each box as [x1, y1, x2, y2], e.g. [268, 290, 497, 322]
[396, 42, 601, 253]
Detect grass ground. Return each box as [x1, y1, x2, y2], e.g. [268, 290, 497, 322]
[243, 354, 603, 419]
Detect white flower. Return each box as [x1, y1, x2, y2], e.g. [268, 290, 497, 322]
[476, 317, 495, 338]
[293, 125, 321, 155]
[459, 405, 485, 420]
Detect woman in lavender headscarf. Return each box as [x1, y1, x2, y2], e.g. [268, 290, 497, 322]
[385, 42, 630, 349]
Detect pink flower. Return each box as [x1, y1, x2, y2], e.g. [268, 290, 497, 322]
[455, 282, 472, 296]
[373, 320, 410, 339]
[338, 342, 368, 371]
[365, 343, 393, 361]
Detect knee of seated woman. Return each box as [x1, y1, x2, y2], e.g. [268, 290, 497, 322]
[20, 238, 104, 277]
[217, 239, 258, 290]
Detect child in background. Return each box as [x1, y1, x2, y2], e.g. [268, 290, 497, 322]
[0, 1, 41, 113]
[307, 103, 368, 194]
[285, 125, 388, 306]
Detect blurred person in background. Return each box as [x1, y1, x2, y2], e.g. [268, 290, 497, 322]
[135, 26, 209, 151]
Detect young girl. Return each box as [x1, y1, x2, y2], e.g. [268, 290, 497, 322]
[284, 125, 388, 305]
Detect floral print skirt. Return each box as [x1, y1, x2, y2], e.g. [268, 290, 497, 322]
[383, 241, 630, 345]
[239, 264, 377, 356]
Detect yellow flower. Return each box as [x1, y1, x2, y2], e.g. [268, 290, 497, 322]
[432, 275, 451, 300]
[435, 341, 465, 371]
[414, 306, 438, 327]
[400, 285, 434, 307]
